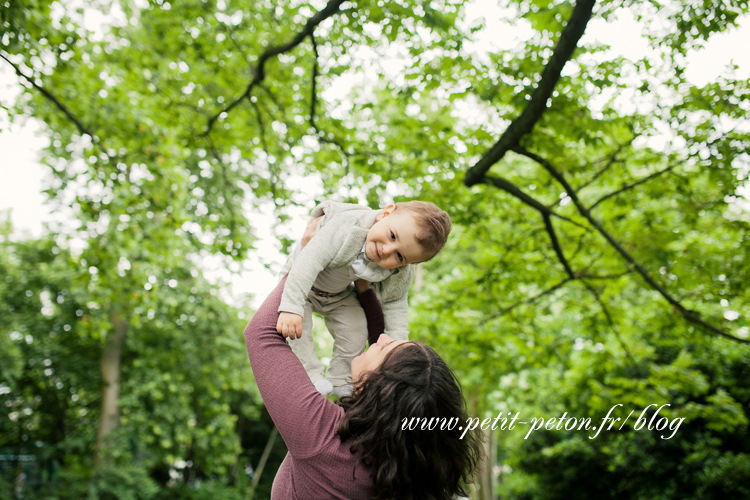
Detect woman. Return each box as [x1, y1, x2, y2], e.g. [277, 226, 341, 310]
[243, 225, 481, 499]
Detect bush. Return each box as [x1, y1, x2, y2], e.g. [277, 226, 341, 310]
[33, 465, 159, 500]
[154, 481, 246, 500]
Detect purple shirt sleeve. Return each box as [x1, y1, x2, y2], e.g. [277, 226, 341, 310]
[356, 289, 384, 346]
[243, 277, 384, 458]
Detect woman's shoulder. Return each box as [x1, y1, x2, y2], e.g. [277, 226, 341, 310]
[291, 415, 375, 499]
[287, 400, 346, 459]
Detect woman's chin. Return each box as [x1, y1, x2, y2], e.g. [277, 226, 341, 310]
[350, 358, 360, 380]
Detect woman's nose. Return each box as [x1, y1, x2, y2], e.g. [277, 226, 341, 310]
[377, 334, 393, 345]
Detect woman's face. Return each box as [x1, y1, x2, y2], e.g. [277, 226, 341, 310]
[351, 334, 407, 382]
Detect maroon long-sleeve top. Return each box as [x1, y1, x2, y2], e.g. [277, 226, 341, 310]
[244, 277, 385, 499]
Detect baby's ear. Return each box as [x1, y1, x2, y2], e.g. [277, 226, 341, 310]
[376, 204, 396, 221]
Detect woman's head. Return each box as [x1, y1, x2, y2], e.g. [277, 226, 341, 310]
[339, 339, 481, 500]
[350, 334, 405, 382]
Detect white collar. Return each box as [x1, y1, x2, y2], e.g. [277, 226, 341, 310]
[351, 243, 396, 282]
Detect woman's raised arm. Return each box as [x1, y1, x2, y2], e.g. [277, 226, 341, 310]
[243, 276, 342, 456]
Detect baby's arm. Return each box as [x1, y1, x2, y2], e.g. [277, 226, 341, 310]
[381, 297, 409, 341]
[276, 217, 321, 339]
[278, 218, 342, 323]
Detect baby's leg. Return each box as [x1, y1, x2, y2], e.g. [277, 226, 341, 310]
[322, 292, 368, 388]
[288, 299, 326, 385]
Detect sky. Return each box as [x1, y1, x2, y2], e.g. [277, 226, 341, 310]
[1, 3, 749, 306]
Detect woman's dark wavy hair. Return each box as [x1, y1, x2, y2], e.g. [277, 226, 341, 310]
[338, 342, 482, 500]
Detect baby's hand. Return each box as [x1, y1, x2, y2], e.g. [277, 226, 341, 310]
[277, 312, 303, 339]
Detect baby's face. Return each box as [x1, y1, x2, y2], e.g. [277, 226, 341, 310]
[364, 209, 428, 269]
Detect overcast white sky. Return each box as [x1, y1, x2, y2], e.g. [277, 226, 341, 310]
[1, 4, 748, 305]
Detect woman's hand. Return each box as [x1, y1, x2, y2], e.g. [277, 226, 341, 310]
[354, 279, 371, 294]
[300, 216, 322, 250]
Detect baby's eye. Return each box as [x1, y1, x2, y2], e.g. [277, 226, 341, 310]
[390, 231, 396, 241]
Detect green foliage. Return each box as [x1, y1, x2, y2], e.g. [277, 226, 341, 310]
[24, 464, 158, 500]
[0, 227, 282, 498]
[3, 0, 750, 498]
[155, 480, 247, 500]
[88, 465, 160, 500]
[483, 333, 750, 500]
[629, 0, 749, 56]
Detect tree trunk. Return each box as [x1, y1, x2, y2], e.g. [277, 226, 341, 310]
[248, 426, 279, 499]
[94, 312, 128, 467]
[478, 427, 496, 499]
[469, 392, 496, 500]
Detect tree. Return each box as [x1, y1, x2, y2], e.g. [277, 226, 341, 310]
[2, 0, 749, 498]
[0, 223, 283, 498]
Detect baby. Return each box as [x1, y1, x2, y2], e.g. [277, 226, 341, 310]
[277, 200, 451, 396]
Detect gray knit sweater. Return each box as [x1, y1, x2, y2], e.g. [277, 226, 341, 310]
[278, 201, 415, 339]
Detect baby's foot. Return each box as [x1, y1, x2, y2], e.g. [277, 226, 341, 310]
[332, 384, 353, 398]
[313, 379, 333, 396]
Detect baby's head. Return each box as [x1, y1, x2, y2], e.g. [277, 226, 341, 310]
[364, 201, 452, 270]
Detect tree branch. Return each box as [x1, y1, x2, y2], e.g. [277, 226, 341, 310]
[261, 52, 385, 167]
[512, 145, 750, 344]
[484, 173, 584, 278]
[223, 23, 252, 68]
[576, 136, 636, 192]
[478, 266, 632, 329]
[588, 160, 685, 211]
[309, 33, 320, 129]
[305, 33, 355, 164]
[544, 137, 635, 215]
[485, 175, 587, 229]
[578, 270, 633, 280]
[205, 136, 239, 239]
[204, 0, 347, 136]
[0, 51, 128, 172]
[1, 51, 97, 140]
[251, 100, 270, 153]
[464, 0, 597, 186]
[543, 213, 575, 278]
[479, 277, 574, 326]
[579, 279, 639, 369]
[256, 84, 300, 143]
[250, 100, 281, 204]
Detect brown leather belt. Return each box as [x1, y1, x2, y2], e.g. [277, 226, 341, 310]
[311, 286, 345, 298]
